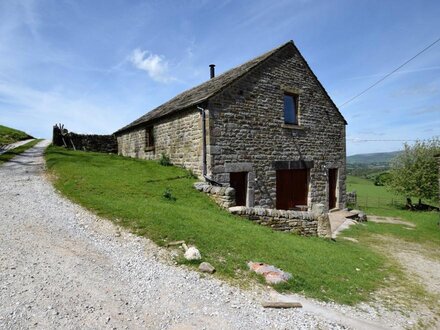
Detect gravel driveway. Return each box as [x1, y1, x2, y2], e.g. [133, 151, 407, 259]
[1, 141, 390, 329]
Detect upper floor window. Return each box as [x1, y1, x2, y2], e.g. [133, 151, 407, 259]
[284, 94, 298, 125]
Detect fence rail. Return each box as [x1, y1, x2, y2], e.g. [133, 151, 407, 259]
[347, 196, 406, 210]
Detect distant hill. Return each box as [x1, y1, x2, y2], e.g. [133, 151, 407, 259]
[0, 125, 33, 145]
[347, 151, 402, 164]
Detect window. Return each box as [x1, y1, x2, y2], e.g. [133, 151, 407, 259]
[145, 127, 154, 151]
[284, 94, 298, 125]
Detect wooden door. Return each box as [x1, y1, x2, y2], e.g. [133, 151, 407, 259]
[230, 172, 247, 206]
[328, 168, 338, 209]
[276, 169, 308, 210]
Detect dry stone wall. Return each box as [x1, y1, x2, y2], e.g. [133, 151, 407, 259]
[117, 109, 203, 176]
[206, 44, 346, 211]
[194, 182, 331, 237]
[229, 206, 318, 236]
[193, 182, 235, 208]
[52, 125, 117, 153]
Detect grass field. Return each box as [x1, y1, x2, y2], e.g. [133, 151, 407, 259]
[45, 146, 390, 305]
[0, 139, 42, 164]
[346, 175, 440, 251]
[0, 125, 33, 145]
[346, 175, 405, 209]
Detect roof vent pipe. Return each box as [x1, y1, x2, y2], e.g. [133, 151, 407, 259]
[209, 64, 215, 79]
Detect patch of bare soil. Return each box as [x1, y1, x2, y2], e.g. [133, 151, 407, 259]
[368, 216, 416, 228]
[372, 235, 440, 329]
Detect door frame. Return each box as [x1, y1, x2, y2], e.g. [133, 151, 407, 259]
[328, 168, 339, 210]
[225, 163, 255, 207]
[229, 172, 248, 207]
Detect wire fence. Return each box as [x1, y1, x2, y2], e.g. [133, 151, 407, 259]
[347, 196, 406, 210]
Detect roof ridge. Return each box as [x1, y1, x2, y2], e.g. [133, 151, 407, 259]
[115, 41, 294, 133]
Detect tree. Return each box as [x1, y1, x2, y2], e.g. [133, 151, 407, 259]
[374, 172, 391, 186]
[389, 137, 440, 203]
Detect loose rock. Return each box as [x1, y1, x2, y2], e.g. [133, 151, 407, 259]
[184, 247, 201, 261]
[199, 262, 215, 274]
[248, 262, 292, 284]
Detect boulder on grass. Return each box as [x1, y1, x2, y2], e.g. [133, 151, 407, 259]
[248, 261, 292, 284]
[184, 246, 201, 261]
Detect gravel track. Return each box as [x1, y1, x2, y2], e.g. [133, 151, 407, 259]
[0, 141, 395, 329]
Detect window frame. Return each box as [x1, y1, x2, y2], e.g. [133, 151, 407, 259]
[145, 126, 155, 151]
[283, 93, 299, 125]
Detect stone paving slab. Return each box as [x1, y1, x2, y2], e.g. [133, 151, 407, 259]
[0, 139, 34, 155]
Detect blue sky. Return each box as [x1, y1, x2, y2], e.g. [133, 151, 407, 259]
[0, 0, 439, 155]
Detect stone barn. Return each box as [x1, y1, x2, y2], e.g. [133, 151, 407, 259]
[115, 41, 347, 212]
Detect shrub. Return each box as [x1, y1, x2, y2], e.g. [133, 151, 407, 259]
[186, 169, 198, 179]
[163, 187, 176, 201]
[159, 153, 172, 166]
[374, 172, 391, 186]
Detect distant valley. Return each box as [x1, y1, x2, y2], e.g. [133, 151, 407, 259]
[347, 150, 402, 178]
[347, 151, 402, 165]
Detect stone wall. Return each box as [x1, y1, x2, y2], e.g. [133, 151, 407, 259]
[206, 44, 346, 211]
[116, 108, 203, 176]
[194, 182, 331, 237]
[229, 206, 318, 236]
[193, 182, 235, 208]
[346, 191, 357, 205]
[52, 125, 117, 153]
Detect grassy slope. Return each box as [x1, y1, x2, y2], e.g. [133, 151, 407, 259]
[45, 146, 388, 305]
[0, 139, 42, 164]
[0, 125, 33, 145]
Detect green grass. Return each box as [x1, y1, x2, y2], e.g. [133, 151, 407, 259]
[346, 174, 440, 314]
[347, 175, 404, 208]
[347, 175, 440, 251]
[45, 146, 389, 305]
[0, 124, 33, 145]
[0, 139, 42, 164]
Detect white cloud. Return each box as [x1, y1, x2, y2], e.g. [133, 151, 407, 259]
[129, 48, 174, 83]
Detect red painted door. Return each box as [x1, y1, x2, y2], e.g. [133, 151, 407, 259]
[230, 172, 247, 206]
[276, 169, 308, 210]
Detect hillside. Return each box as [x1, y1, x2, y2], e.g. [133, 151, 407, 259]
[0, 125, 33, 145]
[347, 151, 402, 164]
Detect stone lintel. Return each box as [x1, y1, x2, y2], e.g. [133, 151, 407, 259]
[224, 162, 253, 172]
[273, 160, 314, 170]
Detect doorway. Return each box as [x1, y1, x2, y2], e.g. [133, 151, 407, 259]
[276, 169, 308, 210]
[230, 172, 248, 206]
[328, 168, 338, 209]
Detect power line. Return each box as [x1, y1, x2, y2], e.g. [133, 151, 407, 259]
[339, 37, 440, 108]
[347, 137, 439, 142]
[347, 139, 419, 142]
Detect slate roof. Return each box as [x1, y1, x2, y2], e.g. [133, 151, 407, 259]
[115, 40, 345, 134]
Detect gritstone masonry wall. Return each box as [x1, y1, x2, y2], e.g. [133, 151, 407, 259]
[116, 108, 204, 176]
[206, 44, 346, 210]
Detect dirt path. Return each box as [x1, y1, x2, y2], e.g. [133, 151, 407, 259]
[0, 141, 418, 329]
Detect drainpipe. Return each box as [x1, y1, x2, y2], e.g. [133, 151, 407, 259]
[197, 105, 222, 186]
[197, 106, 207, 177]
